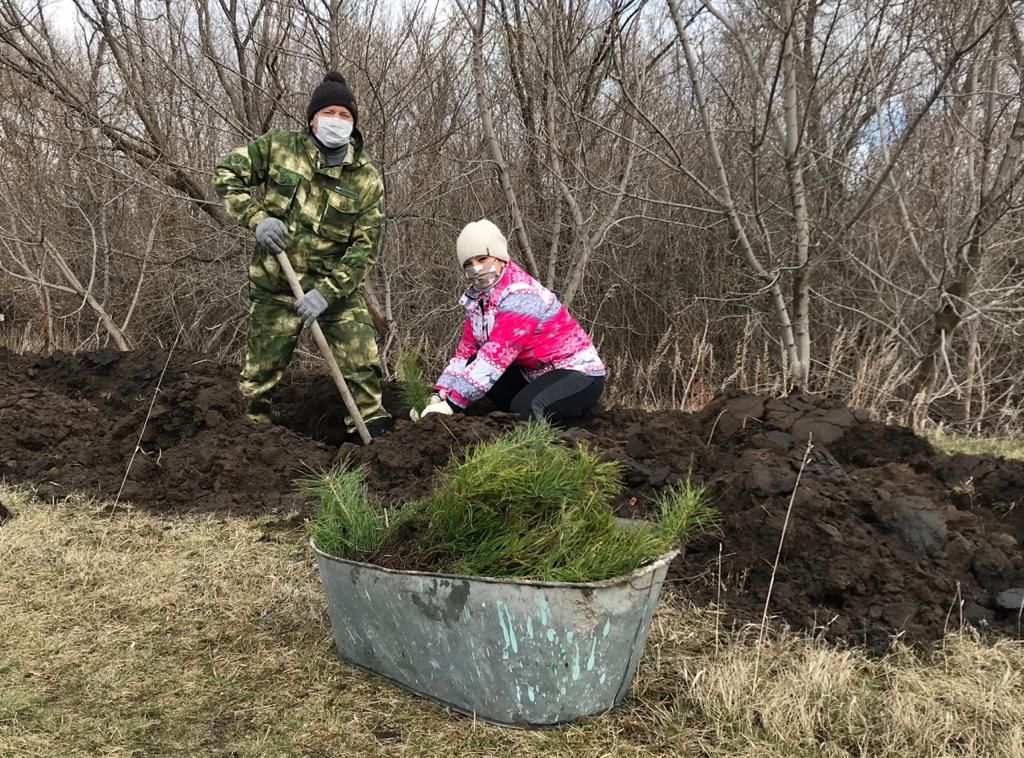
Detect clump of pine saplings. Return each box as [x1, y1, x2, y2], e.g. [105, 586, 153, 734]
[305, 423, 714, 582]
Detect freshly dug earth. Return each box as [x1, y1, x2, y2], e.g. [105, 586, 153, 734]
[0, 349, 334, 513]
[2, 347, 1022, 651]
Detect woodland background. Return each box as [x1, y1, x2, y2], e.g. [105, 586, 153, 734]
[1, 0, 1022, 432]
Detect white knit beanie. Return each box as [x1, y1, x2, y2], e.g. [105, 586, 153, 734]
[456, 219, 510, 266]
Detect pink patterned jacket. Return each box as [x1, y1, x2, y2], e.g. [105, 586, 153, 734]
[436, 261, 605, 408]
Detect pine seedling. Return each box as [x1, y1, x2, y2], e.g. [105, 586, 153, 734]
[397, 349, 433, 412]
[561, 480, 714, 581]
[303, 463, 400, 558]
[654, 479, 717, 541]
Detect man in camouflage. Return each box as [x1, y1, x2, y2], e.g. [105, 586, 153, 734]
[214, 72, 391, 441]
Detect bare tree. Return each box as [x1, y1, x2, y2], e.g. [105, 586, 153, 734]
[910, 10, 1024, 426]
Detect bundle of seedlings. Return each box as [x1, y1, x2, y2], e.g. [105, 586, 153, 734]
[305, 423, 714, 582]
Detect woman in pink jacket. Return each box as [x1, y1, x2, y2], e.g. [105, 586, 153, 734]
[416, 219, 606, 423]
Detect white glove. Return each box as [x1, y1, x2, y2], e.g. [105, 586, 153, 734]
[410, 394, 454, 422]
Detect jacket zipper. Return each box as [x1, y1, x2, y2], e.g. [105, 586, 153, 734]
[479, 296, 490, 342]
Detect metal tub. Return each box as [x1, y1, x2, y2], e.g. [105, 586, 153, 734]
[312, 540, 677, 727]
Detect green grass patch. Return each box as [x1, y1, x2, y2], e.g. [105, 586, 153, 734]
[305, 423, 715, 582]
[929, 432, 1024, 461]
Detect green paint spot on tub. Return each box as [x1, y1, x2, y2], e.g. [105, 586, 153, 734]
[600, 672, 607, 685]
[586, 638, 597, 671]
[496, 607, 509, 659]
[528, 686, 536, 702]
[507, 611, 518, 653]
[526, 616, 534, 638]
[549, 664, 557, 673]
[546, 628, 556, 642]
[536, 595, 550, 626]
[497, 601, 518, 658]
[566, 631, 574, 643]
[571, 644, 581, 681]
[516, 685, 522, 704]
[602, 619, 611, 637]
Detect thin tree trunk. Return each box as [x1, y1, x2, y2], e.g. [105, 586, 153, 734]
[964, 319, 981, 429]
[327, 0, 344, 69]
[42, 286, 54, 353]
[545, 196, 562, 289]
[667, 0, 801, 373]
[460, 0, 541, 278]
[781, 0, 812, 386]
[543, 46, 592, 305]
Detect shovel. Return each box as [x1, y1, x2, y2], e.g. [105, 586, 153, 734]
[274, 251, 372, 445]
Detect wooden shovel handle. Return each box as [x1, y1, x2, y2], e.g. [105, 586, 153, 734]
[274, 251, 372, 445]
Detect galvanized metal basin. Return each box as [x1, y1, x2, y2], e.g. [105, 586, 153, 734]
[312, 540, 677, 727]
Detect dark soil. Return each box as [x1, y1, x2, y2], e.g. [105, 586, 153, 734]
[2, 346, 1022, 651]
[0, 348, 335, 514]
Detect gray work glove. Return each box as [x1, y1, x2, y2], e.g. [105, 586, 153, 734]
[255, 217, 290, 255]
[296, 288, 328, 327]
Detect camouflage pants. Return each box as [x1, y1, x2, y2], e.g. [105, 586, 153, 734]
[239, 290, 388, 431]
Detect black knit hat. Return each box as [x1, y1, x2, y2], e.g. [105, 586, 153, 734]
[306, 72, 358, 126]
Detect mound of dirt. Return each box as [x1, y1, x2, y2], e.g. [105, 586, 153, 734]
[1, 347, 1022, 650]
[0, 348, 335, 513]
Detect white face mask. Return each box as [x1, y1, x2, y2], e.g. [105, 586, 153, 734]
[464, 261, 502, 290]
[315, 116, 353, 148]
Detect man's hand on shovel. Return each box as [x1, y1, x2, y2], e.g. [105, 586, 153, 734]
[256, 217, 290, 255]
[296, 289, 328, 327]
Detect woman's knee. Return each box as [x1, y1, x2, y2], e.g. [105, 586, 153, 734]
[509, 392, 540, 421]
[510, 373, 603, 423]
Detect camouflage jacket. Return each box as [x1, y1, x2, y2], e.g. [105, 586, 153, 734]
[213, 128, 384, 305]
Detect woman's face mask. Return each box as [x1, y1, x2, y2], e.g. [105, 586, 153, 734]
[464, 260, 502, 290]
[315, 116, 353, 148]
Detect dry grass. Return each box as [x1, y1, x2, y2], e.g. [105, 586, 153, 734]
[1, 487, 1022, 758]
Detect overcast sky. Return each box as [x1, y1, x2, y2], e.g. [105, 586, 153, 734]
[42, 0, 80, 35]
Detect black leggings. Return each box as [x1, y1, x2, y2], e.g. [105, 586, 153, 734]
[485, 368, 605, 424]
